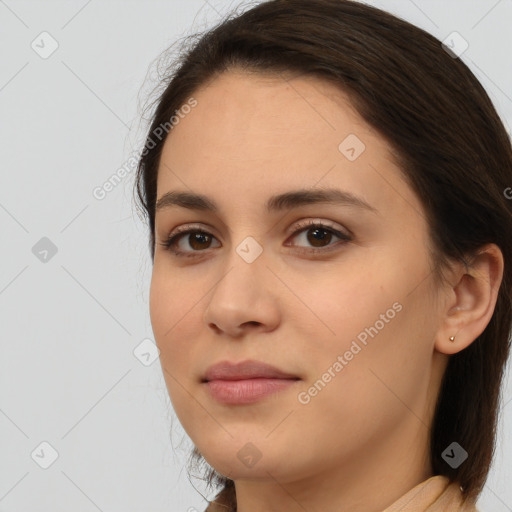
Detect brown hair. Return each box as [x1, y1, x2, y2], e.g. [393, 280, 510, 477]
[134, 0, 512, 509]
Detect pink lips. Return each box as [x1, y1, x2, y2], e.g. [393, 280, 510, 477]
[202, 360, 300, 405]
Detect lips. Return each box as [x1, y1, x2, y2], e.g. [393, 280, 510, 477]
[201, 359, 301, 405]
[202, 359, 300, 382]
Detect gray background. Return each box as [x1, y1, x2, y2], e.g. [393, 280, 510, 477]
[1, 1, 511, 511]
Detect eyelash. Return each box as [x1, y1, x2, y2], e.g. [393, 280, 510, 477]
[158, 219, 352, 259]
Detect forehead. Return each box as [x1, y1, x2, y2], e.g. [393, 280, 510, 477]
[164, 70, 367, 154]
[155, 71, 420, 221]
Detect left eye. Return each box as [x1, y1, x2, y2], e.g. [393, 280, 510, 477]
[159, 221, 352, 258]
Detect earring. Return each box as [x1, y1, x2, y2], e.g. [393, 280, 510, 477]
[449, 336, 455, 342]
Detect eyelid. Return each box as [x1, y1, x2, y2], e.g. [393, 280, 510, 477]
[167, 218, 349, 240]
[170, 222, 215, 236]
[285, 217, 351, 237]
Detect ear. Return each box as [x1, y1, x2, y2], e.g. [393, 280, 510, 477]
[434, 243, 504, 355]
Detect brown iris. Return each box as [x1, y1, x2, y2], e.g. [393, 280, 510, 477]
[307, 227, 332, 247]
[188, 232, 212, 250]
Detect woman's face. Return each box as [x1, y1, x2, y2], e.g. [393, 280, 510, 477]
[150, 71, 449, 486]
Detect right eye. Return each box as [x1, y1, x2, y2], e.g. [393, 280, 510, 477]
[159, 227, 219, 257]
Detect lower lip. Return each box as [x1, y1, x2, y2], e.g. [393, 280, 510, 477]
[204, 378, 299, 405]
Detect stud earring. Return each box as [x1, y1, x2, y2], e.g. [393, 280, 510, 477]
[449, 336, 455, 342]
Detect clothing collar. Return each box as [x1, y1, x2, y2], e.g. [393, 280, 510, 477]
[383, 475, 480, 511]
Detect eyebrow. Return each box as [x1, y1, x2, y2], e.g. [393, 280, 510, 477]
[155, 188, 378, 215]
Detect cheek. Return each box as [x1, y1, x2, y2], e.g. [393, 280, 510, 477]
[285, 257, 397, 350]
[288, 303, 433, 457]
[149, 270, 201, 372]
[149, 274, 207, 427]
[290, 249, 433, 388]
[150, 261, 202, 326]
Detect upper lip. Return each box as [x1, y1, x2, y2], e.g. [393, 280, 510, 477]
[202, 360, 300, 382]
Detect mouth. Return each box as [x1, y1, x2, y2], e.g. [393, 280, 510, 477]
[201, 359, 300, 405]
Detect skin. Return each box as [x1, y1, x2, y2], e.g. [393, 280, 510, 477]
[149, 70, 503, 512]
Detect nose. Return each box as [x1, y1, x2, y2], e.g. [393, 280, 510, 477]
[202, 248, 281, 338]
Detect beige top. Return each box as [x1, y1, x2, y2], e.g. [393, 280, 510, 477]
[383, 475, 480, 511]
[206, 475, 481, 511]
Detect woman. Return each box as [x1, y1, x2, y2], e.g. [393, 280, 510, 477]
[134, 1, 512, 510]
